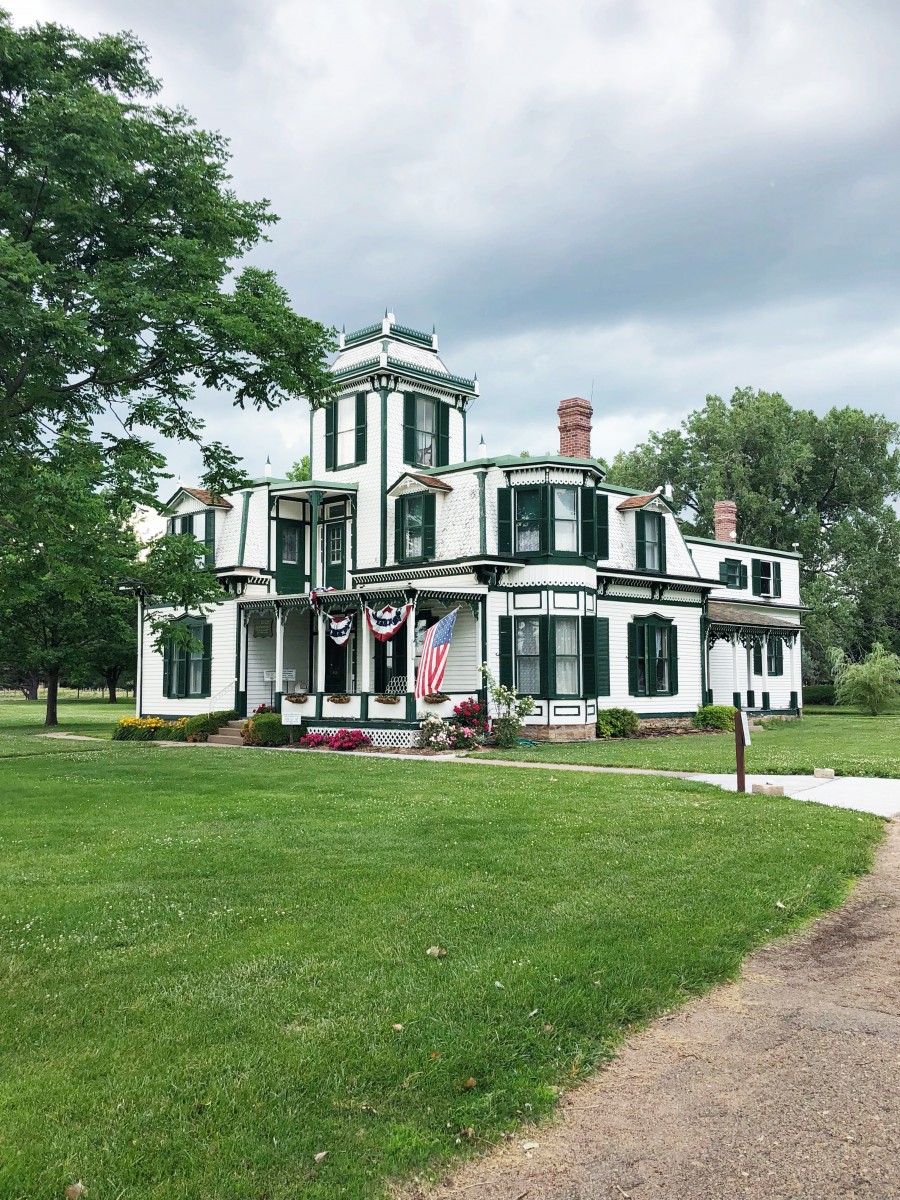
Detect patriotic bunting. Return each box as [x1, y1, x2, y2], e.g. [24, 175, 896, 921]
[308, 587, 336, 612]
[365, 603, 413, 643]
[415, 608, 459, 700]
[327, 612, 354, 645]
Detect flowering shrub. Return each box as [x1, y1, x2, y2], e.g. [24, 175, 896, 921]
[113, 716, 188, 742]
[298, 730, 372, 751]
[451, 697, 489, 735]
[253, 703, 276, 715]
[479, 666, 536, 747]
[419, 712, 484, 750]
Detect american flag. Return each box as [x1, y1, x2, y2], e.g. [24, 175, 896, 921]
[415, 608, 459, 700]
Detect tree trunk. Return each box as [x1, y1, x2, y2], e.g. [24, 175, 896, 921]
[45, 668, 60, 727]
[105, 667, 122, 704]
[21, 672, 40, 701]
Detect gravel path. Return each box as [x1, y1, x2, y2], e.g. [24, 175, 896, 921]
[408, 820, 900, 1200]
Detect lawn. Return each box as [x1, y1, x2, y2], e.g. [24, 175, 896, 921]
[0, 694, 122, 758]
[479, 711, 900, 777]
[0, 700, 884, 1199]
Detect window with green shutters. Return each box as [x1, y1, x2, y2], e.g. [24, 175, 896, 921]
[581, 615, 611, 696]
[635, 510, 666, 573]
[276, 518, 303, 593]
[767, 637, 784, 676]
[500, 612, 604, 698]
[394, 492, 436, 563]
[203, 510, 216, 568]
[403, 394, 449, 468]
[596, 493, 609, 560]
[498, 485, 601, 557]
[514, 488, 544, 553]
[325, 393, 367, 470]
[720, 558, 747, 589]
[627, 616, 678, 697]
[162, 619, 212, 699]
[751, 558, 782, 597]
[551, 616, 579, 695]
[515, 615, 543, 694]
[752, 639, 763, 675]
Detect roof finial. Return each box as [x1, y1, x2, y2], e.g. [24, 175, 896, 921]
[384, 306, 389, 319]
[264, 456, 272, 479]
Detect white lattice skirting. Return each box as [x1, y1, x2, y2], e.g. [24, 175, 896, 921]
[306, 725, 419, 749]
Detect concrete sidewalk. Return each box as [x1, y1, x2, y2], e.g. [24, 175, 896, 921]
[688, 772, 900, 818]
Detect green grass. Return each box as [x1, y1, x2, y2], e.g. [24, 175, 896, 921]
[0, 699, 884, 1198]
[480, 712, 900, 777]
[0, 695, 122, 759]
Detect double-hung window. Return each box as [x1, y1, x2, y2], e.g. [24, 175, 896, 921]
[628, 616, 678, 697]
[336, 396, 357, 466]
[755, 638, 784, 676]
[515, 490, 542, 553]
[162, 620, 212, 699]
[554, 616, 579, 694]
[720, 558, 747, 589]
[553, 488, 578, 552]
[405, 495, 424, 559]
[751, 558, 782, 597]
[515, 617, 541, 694]
[415, 397, 435, 467]
[325, 393, 366, 469]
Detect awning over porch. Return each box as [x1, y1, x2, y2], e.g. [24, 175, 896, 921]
[707, 601, 799, 646]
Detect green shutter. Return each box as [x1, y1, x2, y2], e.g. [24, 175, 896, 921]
[166, 517, 175, 536]
[627, 621, 640, 695]
[201, 624, 212, 697]
[635, 510, 647, 570]
[175, 644, 188, 698]
[435, 401, 449, 467]
[497, 488, 512, 554]
[204, 510, 215, 567]
[770, 638, 784, 677]
[596, 493, 609, 559]
[403, 393, 416, 464]
[753, 640, 762, 675]
[596, 616, 610, 696]
[581, 615, 596, 696]
[325, 402, 336, 471]
[394, 498, 404, 563]
[162, 641, 172, 698]
[719, 561, 729, 583]
[498, 616, 513, 687]
[751, 558, 762, 595]
[657, 513, 667, 574]
[539, 615, 550, 697]
[739, 563, 748, 589]
[773, 561, 782, 597]
[668, 623, 678, 695]
[423, 492, 436, 558]
[580, 487, 596, 557]
[355, 392, 367, 464]
[539, 485, 551, 555]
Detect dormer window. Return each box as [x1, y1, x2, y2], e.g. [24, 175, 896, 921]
[636, 510, 666, 573]
[751, 559, 782, 598]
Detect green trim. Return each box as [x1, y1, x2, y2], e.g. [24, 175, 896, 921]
[685, 536, 801, 560]
[308, 408, 314, 479]
[233, 613, 242, 714]
[308, 490, 323, 591]
[237, 491, 251, 566]
[596, 594, 704, 608]
[264, 479, 359, 492]
[699, 614, 708, 702]
[412, 454, 605, 478]
[350, 496, 358, 572]
[380, 388, 388, 567]
[477, 470, 487, 556]
[462, 409, 467, 461]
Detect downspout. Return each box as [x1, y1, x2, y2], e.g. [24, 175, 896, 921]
[379, 385, 389, 566]
[476, 467, 487, 557]
[308, 490, 323, 590]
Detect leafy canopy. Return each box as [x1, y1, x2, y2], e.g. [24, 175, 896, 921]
[0, 11, 336, 500]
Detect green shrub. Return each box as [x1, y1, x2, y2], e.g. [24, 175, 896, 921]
[693, 704, 736, 731]
[242, 712, 292, 747]
[596, 708, 639, 739]
[803, 684, 835, 706]
[113, 716, 188, 741]
[492, 716, 524, 748]
[183, 710, 238, 743]
[829, 643, 900, 715]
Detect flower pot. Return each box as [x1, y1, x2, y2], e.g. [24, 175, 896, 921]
[374, 695, 402, 705]
[423, 693, 451, 704]
[284, 694, 309, 704]
[328, 694, 351, 704]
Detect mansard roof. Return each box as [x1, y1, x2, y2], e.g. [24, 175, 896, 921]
[330, 312, 478, 397]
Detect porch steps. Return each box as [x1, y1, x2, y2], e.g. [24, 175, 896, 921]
[207, 720, 245, 747]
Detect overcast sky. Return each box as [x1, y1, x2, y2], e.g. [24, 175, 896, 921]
[12, 0, 900, 485]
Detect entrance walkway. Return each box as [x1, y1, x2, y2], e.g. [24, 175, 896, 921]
[408, 822, 900, 1200]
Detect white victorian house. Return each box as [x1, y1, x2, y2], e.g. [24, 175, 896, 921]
[138, 312, 803, 745]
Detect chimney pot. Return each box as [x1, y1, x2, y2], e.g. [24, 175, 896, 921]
[557, 396, 593, 459]
[713, 499, 737, 543]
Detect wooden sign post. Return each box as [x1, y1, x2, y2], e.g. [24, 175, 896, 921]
[735, 709, 751, 793]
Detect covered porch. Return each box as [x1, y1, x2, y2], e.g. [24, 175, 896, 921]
[705, 601, 801, 714]
[236, 586, 487, 745]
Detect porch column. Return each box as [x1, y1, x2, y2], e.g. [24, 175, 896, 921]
[760, 633, 770, 709]
[745, 638, 754, 708]
[405, 598, 417, 720]
[358, 605, 371, 719]
[308, 490, 323, 591]
[316, 609, 327, 694]
[731, 635, 740, 707]
[789, 635, 800, 710]
[274, 605, 286, 711]
[238, 610, 250, 717]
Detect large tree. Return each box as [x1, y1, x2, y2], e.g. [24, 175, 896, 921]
[0, 10, 335, 510]
[606, 388, 900, 676]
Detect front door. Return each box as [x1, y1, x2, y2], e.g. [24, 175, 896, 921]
[324, 635, 349, 693]
[324, 522, 346, 589]
[276, 518, 303, 593]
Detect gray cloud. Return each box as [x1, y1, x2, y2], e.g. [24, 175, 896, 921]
[13, 0, 900, 483]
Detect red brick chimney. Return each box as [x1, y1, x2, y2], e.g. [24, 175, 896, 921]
[558, 396, 593, 458]
[713, 499, 737, 543]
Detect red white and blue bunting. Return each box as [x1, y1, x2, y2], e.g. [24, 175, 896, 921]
[327, 612, 354, 646]
[308, 587, 336, 612]
[365, 603, 413, 643]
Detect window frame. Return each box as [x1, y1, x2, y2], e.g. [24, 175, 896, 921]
[720, 558, 747, 589]
[628, 616, 678, 698]
[552, 487, 579, 554]
[514, 615, 542, 696]
[162, 618, 212, 700]
[552, 614, 580, 697]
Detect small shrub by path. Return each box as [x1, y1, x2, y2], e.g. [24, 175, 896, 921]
[480, 712, 900, 778]
[0, 743, 882, 1199]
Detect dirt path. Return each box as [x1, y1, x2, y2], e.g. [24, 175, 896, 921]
[410, 821, 900, 1200]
